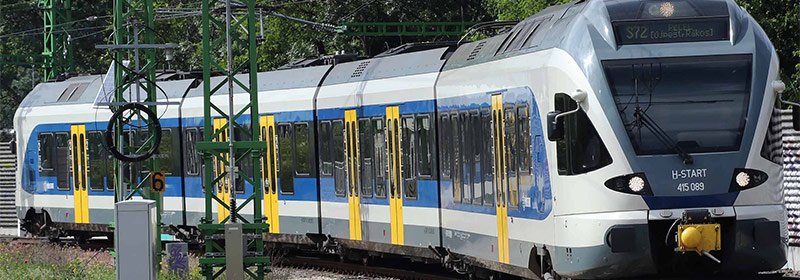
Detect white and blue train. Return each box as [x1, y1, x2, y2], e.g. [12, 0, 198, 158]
[13, 0, 791, 278]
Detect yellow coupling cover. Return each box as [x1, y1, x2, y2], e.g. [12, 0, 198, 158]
[677, 224, 721, 254]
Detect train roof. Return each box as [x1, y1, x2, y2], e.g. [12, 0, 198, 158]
[18, 0, 762, 110]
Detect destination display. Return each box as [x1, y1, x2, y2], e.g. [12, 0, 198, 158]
[613, 17, 729, 45]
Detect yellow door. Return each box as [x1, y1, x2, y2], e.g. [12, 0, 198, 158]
[70, 125, 89, 224]
[260, 115, 280, 233]
[213, 118, 231, 222]
[492, 95, 509, 263]
[386, 106, 404, 245]
[345, 110, 363, 240]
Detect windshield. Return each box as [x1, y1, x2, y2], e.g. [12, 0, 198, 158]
[603, 55, 752, 155]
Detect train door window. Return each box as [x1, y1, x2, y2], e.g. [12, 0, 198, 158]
[460, 112, 472, 204]
[517, 105, 533, 187]
[416, 114, 433, 177]
[359, 119, 374, 198]
[234, 124, 252, 193]
[87, 131, 106, 191]
[439, 114, 450, 179]
[277, 123, 294, 194]
[54, 132, 70, 190]
[295, 122, 311, 175]
[401, 116, 417, 199]
[38, 133, 54, 172]
[332, 120, 346, 197]
[319, 121, 333, 176]
[451, 113, 461, 203]
[482, 109, 494, 207]
[185, 128, 200, 176]
[555, 93, 612, 175]
[471, 110, 483, 206]
[504, 107, 519, 208]
[372, 118, 387, 198]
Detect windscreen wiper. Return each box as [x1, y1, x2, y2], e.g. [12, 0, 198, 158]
[634, 109, 694, 165]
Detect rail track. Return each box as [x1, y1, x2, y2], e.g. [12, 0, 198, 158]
[275, 253, 465, 280]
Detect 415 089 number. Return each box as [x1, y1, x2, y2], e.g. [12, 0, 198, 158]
[677, 182, 704, 192]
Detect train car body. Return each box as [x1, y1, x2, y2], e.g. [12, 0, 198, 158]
[13, 0, 788, 278]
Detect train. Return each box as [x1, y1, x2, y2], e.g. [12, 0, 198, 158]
[12, 0, 791, 278]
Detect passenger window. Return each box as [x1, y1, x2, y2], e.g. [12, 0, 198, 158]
[88, 131, 106, 191]
[294, 122, 311, 175]
[372, 118, 387, 198]
[158, 128, 173, 175]
[185, 128, 200, 176]
[517, 105, 533, 192]
[333, 120, 345, 197]
[555, 93, 612, 175]
[416, 115, 433, 177]
[482, 109, 494, 207]
[451, 114, 461, 203]
[460, 112, 471, 204]
[439, 114, 450, 179]
[319, 121, 333, 176]
[505, 107, 519, 208]
[401, 116, 417, 199]
[55, 132, 70, 190]
[760, 103, 782, 165]
[471, 111, 483, 205]
[277, 123, 294, 194]
[359, 119, 374, 198]
[38, 133, 54, 171]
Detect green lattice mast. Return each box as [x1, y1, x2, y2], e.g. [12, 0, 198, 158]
[39, 0, 73, 80]
[197, 0, 269, 278]
[107, 0, 163, 276]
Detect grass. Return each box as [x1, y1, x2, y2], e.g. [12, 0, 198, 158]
[0, 241, 287, 280]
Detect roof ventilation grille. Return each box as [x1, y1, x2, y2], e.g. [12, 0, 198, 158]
[466, 41, 487, 61]
[351, 61, 371, 78]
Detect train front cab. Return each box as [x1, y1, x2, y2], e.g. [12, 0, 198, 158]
[548, 0, 788, 278]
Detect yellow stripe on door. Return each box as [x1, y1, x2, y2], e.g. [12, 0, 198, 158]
[70, 125, 89, 224]
[213, 119, 231, 223]
[492, 95, 509, 264]
[260, 115, 280, 233]
[386, 106, 404, 245]
[346, 110, 362, 240]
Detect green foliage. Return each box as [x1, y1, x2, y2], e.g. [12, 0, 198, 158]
[485, 0, 569, 20]
[736, 0, 800, 101]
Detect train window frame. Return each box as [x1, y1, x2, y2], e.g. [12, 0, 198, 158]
[554, 93, 613, 175]
[504, 106, 520, 209]
[401, 115, 418, 200]
[359, 118, 374, 198]
[277, 123, 295, 195]
[471, 109, 483, 206]
[319, 121, 333, 177]
[482, 108, 494, 207]
[372, 117, 387, 199]
[54, 132, 70, 191]
[451, 112, 461, 204]
[332, 120, 346, 197]
[416, 114, 433, 178]
[294, 121, 312, 176]
[459, 111, 471, 204]
[185, 128, 201, 176]
[439, 113, 450, 180]
[87, 131, 106, 192]
[38, 133, 55, 172]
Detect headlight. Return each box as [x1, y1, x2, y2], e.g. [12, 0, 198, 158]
[605, 173, 653, 196]
[729, 168, 768, 191]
